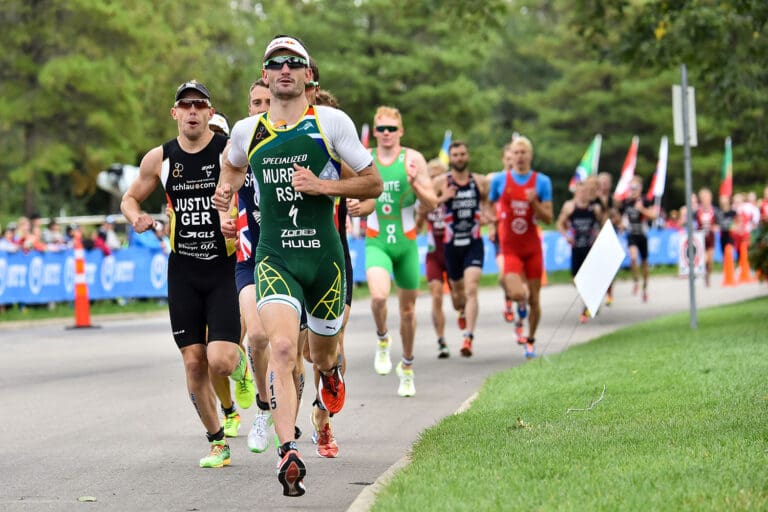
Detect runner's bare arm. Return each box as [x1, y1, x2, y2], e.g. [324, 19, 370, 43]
[478, 175, 494, 225]
[347, 198, 375, 217]
[213, 145, 247, 213]
[432, 174, 455, 205]
[532, 199, 554, 225]
[406, 150, 438, 211]
[121, 146, 162, 233]
[355, 198, 377, 217]
[526, 187, 553, 224]
[292, 162, 382, 199]
[556, 200, 575, 242]
[638, 202, 658, 221]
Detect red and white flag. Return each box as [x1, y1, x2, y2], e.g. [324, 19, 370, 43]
[613, 136, 639, 201]
[646, 136, 668, 201]
[360, 123, 370, 149]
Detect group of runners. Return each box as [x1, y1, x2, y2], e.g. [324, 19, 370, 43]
[555, 172, 654, 321]
[116, 33, 606, 499]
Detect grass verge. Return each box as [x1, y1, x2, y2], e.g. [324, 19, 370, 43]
[373, 297, 768, 511]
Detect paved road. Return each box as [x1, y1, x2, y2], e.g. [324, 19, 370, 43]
[0, 274, 764, 511]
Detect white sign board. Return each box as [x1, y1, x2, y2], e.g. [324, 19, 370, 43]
[574, 222, 626, 318]
[672, 85, 698, 147]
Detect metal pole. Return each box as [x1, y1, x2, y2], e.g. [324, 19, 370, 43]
[681, 64, 697, 329]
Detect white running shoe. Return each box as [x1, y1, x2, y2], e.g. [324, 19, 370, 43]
[396, 362, 415, 397]
[374, 337, 393, 375]
[247, 408, 273, 453]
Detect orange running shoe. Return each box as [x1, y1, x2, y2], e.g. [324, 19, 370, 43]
[503, 300, 515, 323]
[277, 446, 306, 497]
[515, 321, 524, 339]
[460, 335, 473, 357]
[316, 421, 339, 458]
[457, 309, 467, 330]
[318, 365, 345, 415]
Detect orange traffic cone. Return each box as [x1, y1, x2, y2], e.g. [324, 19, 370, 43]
[442, 272, 450, 294]
[737, 240, 757, 284]
[68, 232, 97, 329]
[721, 244, 736, 287]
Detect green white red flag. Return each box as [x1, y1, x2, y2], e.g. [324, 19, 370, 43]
[568, 134, 601, 192]
[719, 136, 733, 198]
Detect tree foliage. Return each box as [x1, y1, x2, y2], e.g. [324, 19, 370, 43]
[571, 0, 768, 198]
[1, 0, 764, 222]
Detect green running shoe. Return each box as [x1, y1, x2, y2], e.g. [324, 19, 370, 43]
[232, 346, 255, 409]
[199, 440, 231, 468]
[222, 411, 241, 438]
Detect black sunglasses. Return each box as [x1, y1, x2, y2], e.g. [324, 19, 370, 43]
[263, 55, 308, 70]
[174, 98, 211, 109]
[375, 125, 399, 133]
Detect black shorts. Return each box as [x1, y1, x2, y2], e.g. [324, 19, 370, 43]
[167, 252, 240, 348]
[720, 230, 733, 255]
[444, 238, 485, 281]
[571, 247, 590, 277]
[627, 234, 648, 262]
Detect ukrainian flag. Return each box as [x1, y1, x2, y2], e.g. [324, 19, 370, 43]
[438, 130, 452, 167]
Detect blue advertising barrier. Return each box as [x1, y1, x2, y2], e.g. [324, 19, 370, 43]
[0, 247, 168, 305]
[1, 228, 720, 304]
[347, 228, 722, 284]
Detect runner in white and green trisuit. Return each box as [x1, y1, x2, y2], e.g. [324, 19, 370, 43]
[362, 105, 437, 398]
[214, 35, 382, 498]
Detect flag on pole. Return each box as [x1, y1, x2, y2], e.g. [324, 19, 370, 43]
[613, 136, 639, 201]
[719, 136, 733, 198]
[438, 130, 452, 167]
[360, 123, 370, 149]
[568, 134, 602, 192]
[646, 136, 668, 201]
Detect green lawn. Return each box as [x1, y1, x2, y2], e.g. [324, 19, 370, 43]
[373, 298, 768, 512]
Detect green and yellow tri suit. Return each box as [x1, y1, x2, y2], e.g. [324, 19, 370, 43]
[245, 106, 344, 334]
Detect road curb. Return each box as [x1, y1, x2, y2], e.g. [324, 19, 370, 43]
[347, 391, 480, 512]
